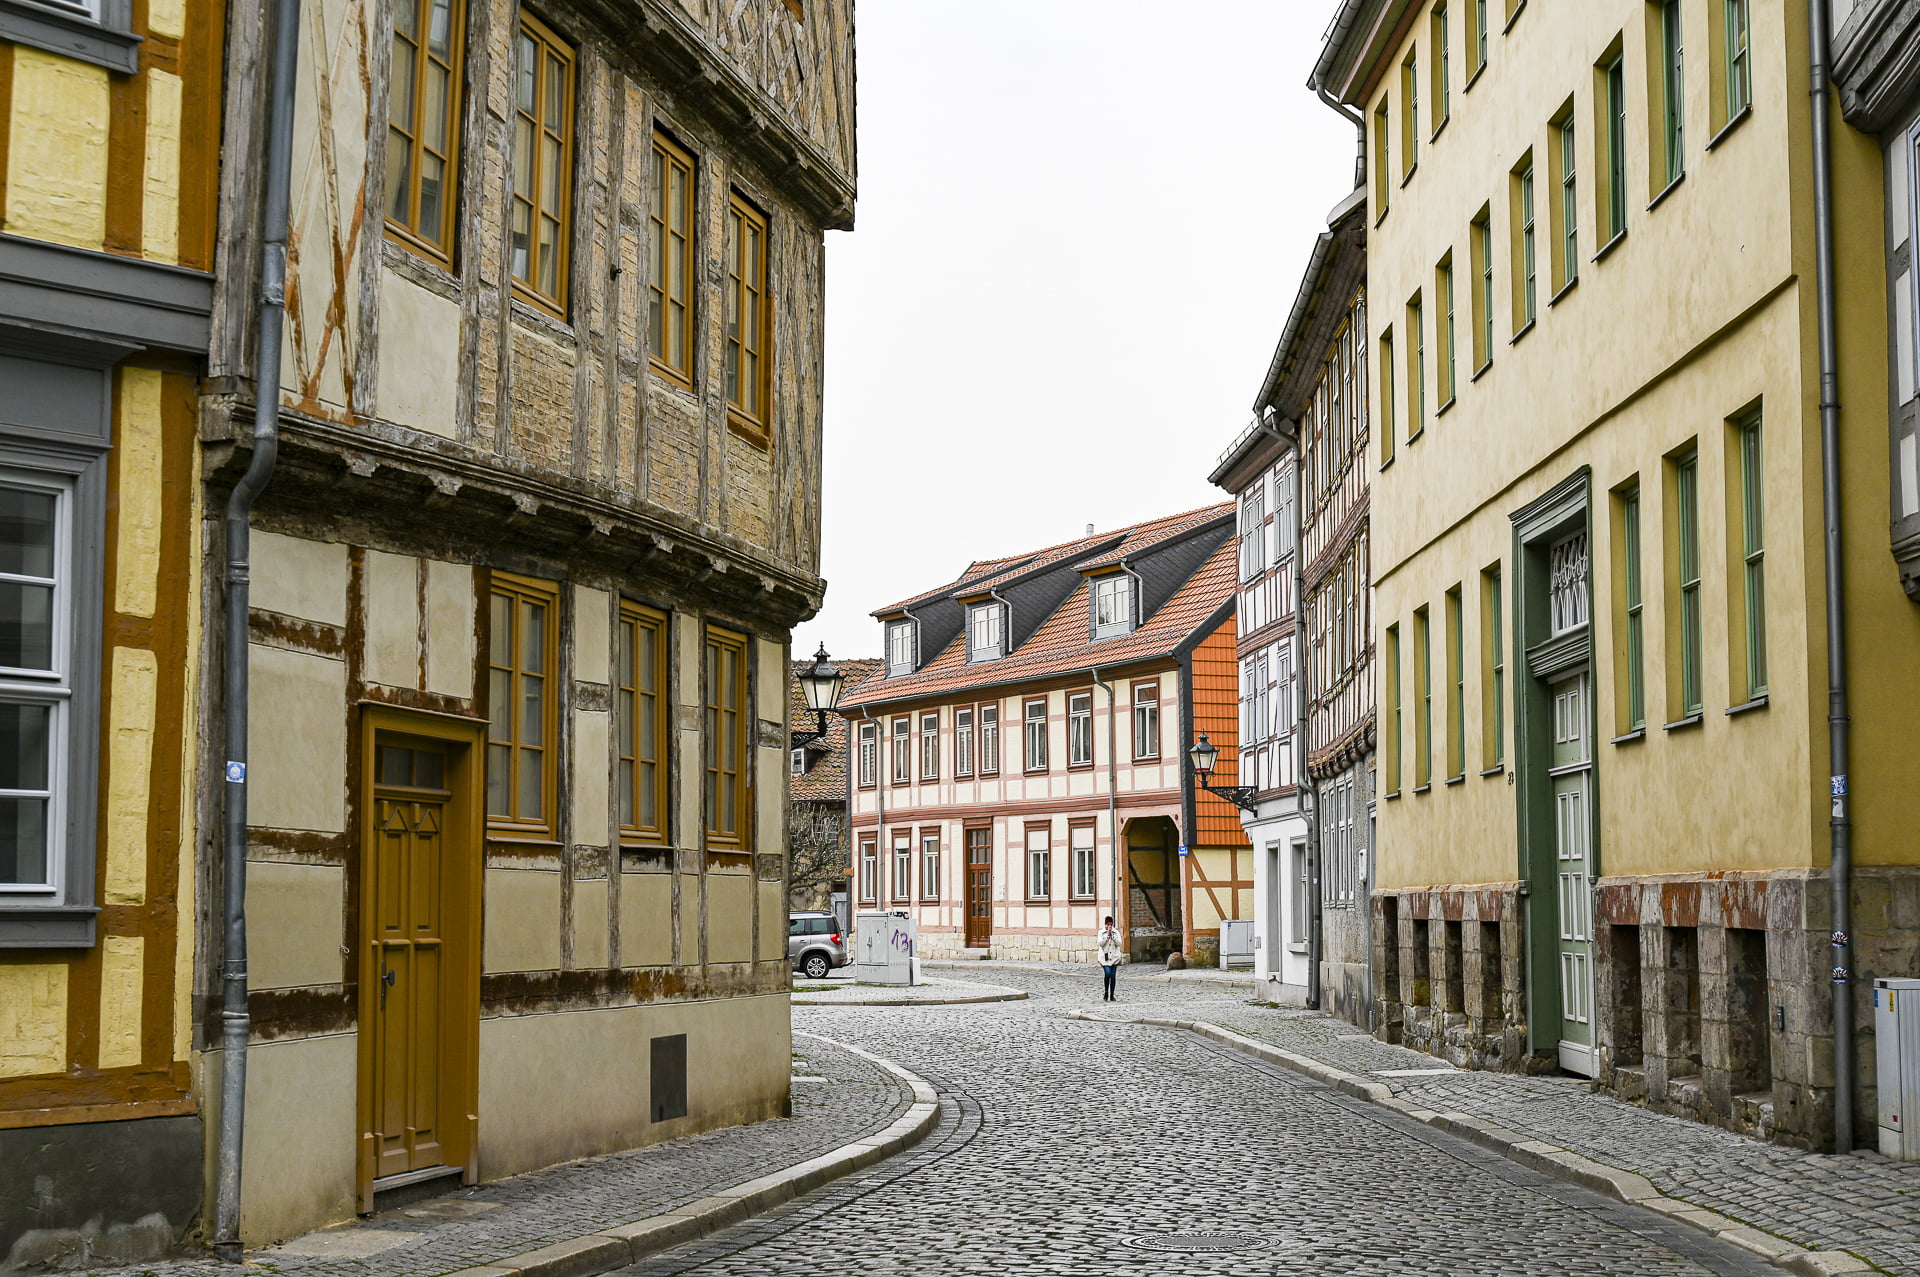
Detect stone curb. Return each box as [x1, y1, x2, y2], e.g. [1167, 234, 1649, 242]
[924, 959, 1255, 989]
[439, 1034, 939, 1277]
[791, 990, 1029, 1006]
[1066, 1012, 1883, 1277]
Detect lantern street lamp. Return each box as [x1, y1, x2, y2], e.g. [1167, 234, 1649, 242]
[790, 644, 846, 749]
[1187, 731, 1259, 812]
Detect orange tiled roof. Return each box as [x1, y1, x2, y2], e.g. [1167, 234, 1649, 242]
[841, 526, 1237, 710]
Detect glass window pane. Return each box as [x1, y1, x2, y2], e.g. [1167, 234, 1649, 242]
[511, 200, 531, 280]
[522, 600, 545, 670]
[0, 486, 56, 577]
[394, 0, 418, 39]
[539, 216, 560, 297]
[376, 744, 410, 787]
[387, 128, 413, 221]
[545, 49, 565, 129]
[0, 796, 49, 886]
[517, 35, 536, 111]
[418, 152, 444, 241]
[490, 592, 512, 665]
[639, 760, 655, 824]
[486, 742, 510, 815]
[0, 702, 50, 790]
[426, 0, 451, 57]
[425, 61, 449, 151]
[0, 582, 54, 669]
[513, 117, 534, 198]
[488, 668, 511, 738]
[518, 745, 542, 817]
[414, 749, 443, 789]
[520, 673, 543, 746]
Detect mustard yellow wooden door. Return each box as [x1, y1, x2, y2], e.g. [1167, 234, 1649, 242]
[370, 741, 451, 1179]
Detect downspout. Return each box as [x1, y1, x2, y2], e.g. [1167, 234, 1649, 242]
[1175, 649, 1196, 961]
[213, 0, 299, 1255]
[1807, 0, 1855, 1154]
[1317, 86, 1367, 193]
[1091, 665, 1119, 938]
[1291, 460, 1322, 1013]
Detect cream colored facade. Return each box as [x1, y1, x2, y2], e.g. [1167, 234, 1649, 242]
[196, 0, 853, 1244]
[1318, 0, 1917, 1149]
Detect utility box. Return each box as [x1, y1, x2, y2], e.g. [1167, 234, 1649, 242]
[1218, 920, 1256, 969]
[854, 912, 916, 986]
[1875, 977, 1920, 1160]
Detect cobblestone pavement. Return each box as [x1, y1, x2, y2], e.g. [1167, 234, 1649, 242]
[908, 964, 1920, 1274]
[615, 975, 1786, 1277]
[791, 973, 1028, 1004]
[143, 1035, 909, 1277]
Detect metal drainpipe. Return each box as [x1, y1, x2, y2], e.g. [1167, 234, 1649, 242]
[1293, 465, 1322, 1013]
[1092, 666, 1119, 936]
[1176, 649, 1196, 960]
[213, 0, 299, 1255]
[1317, 87, 1366, 192]
[1806, 0, 1855, 1154]
[860, 706, 882, 918]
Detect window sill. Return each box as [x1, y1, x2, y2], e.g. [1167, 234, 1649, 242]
[1407, 426, 1425, 445]
[509, 291, 573, 336]
[1384, 788, 1402, 801]
[1610, 727, 1647, 745]
[1431, 114, 1450, 145]
[1376, 203, 1391, 229]
[1502, 0, 1526, 33]
[1288, 941, 1309, 955]
[726, 410, 771, 450]
[648, 356, 696, 395]
[1705, 104, 1753, 153]
[1465, 62, 1487, 93]
[1725, 694, 1770, 717]
[1479, 764, 1505, 778]
[1379, 453, 1396, 472]
[1509, 318, 1536, 346]
[0, 0, 139, 73]
[1443, 773, 1465, 786]
[1401, 162, 1419, 189]
[1592, 229, 1628, 264]
[1412, 783, 1433, 795]
[1647, 173, 1687, 214]
[1471, 357, 1494, 383]
[1548, 275, 1579, 308]
[1436, 394, 1457, 419]
[1662, 713, 1704, 733]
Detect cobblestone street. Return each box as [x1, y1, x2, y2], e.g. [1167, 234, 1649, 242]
[619, 968, 1793, 1276]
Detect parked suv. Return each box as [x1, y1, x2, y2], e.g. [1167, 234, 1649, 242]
[788, 912, 850, 980]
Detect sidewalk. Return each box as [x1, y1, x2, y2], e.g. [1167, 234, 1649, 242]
[924, 956, 1257, 988]
[791, 973, 1028, 1005]
[144, 1033, 935, 1277]
[1061, 975, 1920, 1276]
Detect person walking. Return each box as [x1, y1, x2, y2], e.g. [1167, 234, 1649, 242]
[1096, 916, 1123, 1001]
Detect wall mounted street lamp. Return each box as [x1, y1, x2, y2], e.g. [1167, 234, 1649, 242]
[790, 644, 846, 749]
[1187, 731, 1259, 813]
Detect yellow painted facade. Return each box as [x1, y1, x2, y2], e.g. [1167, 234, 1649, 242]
[1322, 0, 1919, 1147]
[4, 48, 110, 247]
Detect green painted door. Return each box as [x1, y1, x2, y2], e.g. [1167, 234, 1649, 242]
[1549, 672, 1595, 1076]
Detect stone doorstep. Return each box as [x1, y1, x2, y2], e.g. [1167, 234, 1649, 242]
[1066, 1012, 1883, 1277]
[433, 1036, 940, 1277]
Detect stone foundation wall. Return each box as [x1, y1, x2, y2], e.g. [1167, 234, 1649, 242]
[917, 931, 1100, 964]
[1371, 884, 1532, 1072]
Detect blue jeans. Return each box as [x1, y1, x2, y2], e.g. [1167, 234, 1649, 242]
[1102, 964, 1118, 998]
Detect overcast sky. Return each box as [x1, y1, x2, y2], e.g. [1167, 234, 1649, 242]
[797, 1, 1359, 664]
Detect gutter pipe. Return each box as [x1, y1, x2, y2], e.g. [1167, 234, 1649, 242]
[1091, 665, 1120, 936]
[213, 0, 299, 1254]
[1807, 0, 1855, 1154]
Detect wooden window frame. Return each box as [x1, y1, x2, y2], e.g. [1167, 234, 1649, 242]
[1068, 819, 1097, 900]
[1723, 0, 1750, 123]
[617, 600, 671, 846]
[1482, 564, 1506, 768]
[919, 710, 940, 781]
[1023, 821, 1051, 902]
[1654, 0, 1685, 190]
[1470, 206, 1493, 373]
[724, 191, 773, 445]
[920, 828, 941, 902]
[1437, 254, 1456, 405]
[1406, 292, 1425, 440]
[1729, 412, 1767, 702]
[510, 12, 575, 317]
[1445, 585, 1465, 780]
[648, 130, 697, 385]
[1666, 445, 1704, 720]
[1132, 681, 1160, 761]
[954, 706, 974, 778]
[1511, 154, 1536, 332]
[1385, 623, 1403, 794]
[1471, 0, 1488, 77]
[891, 715, 911, 785]
[1613, 483, 1646, 734]
[1431, 3, 1450, 133]
[1598, 47, 1629, 246]
[978, 702, 1001, 776]
[1550, 107, 1578, 294]
[1067, 690, 1094, 770]
[1373, 100, 1392, 218]
[1401, 49, 1420, 179]
[385, 0, 465, 265]
[702, 624, 752, 850]
[1379, 326, 1396, 449]
[1413, 605, 1432, 789]
[1023, 697, 1050, 773]
[486, 572, 561, 841]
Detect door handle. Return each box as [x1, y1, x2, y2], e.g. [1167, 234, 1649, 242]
[381, 965, 396, 1009]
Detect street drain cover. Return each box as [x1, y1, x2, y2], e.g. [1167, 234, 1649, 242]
[1120, 1233, 1267, 1254]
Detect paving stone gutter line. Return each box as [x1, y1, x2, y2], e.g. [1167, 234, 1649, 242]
[1069, 1011, 1884, 1277]
[790, 989, 1028, 1006]
[438, 1036, 939, 1277]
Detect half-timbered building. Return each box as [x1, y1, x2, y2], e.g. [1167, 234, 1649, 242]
[197, 0, 854, 1243]
[837, 506, 1248, 965]
[1250, 189, 1374, 1024]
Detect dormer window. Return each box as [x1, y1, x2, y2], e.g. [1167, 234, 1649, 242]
[967, 602, 1005, 662]
[1091, 573, 1136, 640]
[885, 619, 915, 675]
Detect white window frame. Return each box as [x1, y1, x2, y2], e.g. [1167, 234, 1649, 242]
[789, 747, 805, 777]
[1025, 825, 1051, 899]
[979, 703, 1000, 774]
[1091, 573, 1135, 639]
[1131, 682, 1159, 760]
[892, 830, 912, 901]
[1239, 485, 1267, 581]
[1023, 698, 1048, 771]
[885, 619, 915, 674]
[858, 837, 878, 902]
[920, 832, 940, 901]
[0, 468, 73, 898]
[919, 711, 939, 780]
[891, 716, 911, 783]
[1067, 692, 1093, 767]
[857, 721, 877, 787]
[967, 602, 1005, 662]
[1069, 823, 1096, 899]
[954, 706, 974, 777]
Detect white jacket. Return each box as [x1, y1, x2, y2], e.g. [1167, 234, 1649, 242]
[1096, 927, 1123, 966]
